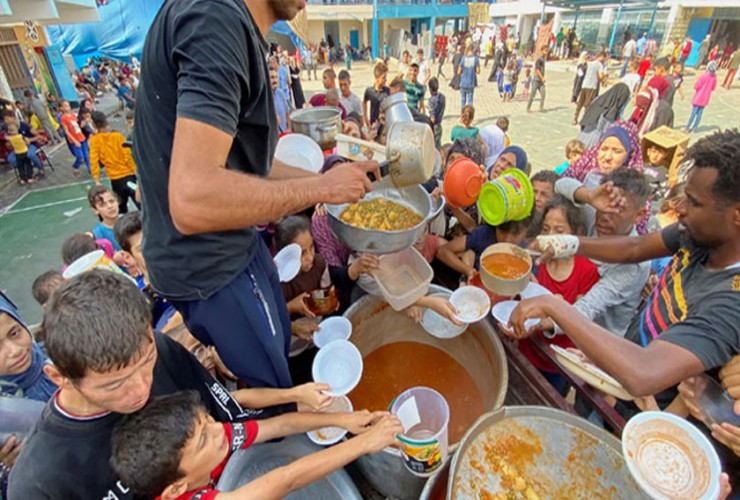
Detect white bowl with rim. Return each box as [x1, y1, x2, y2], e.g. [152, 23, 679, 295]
[449, 286, 491, 324]
[312, 340, 363, 397]
[306, 395, 353, 446]
[314, 317, 352, 348]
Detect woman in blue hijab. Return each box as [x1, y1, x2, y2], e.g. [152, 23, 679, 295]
[487, 145, 529, 180]
[0, 292, 57, 402]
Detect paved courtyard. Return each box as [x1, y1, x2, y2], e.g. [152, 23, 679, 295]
[1, 58, 739, 324]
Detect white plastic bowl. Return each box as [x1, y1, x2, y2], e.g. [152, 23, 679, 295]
[449, 286, 491, 324]
[491, 300, 541, 331]
[274, 133, 324, 173]
[314, 317, 353, 348]
[273, 243, 302, 283]
[420, 292, 466, 339]
[622, 411, 721, 500]
[312, 340, 363, 397]
[306, 395, 353, 446]
[519, 281, 553, 300]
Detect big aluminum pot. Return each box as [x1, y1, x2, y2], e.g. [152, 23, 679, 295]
[448, 406, 649, 499]
[290, 106, 341, 150]
[344, 285, 508, 500]
[385, 120, 437, 188]
[380, 91, 414, 125]
[325, 184, 442, 255]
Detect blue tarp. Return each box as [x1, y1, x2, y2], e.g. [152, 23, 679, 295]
[47, 1, 303, 69]
[47, 0, 164, 67]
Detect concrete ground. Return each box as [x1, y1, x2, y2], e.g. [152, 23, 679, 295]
[1, 59, 739, 324]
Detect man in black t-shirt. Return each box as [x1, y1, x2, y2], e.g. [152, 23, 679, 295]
[507, 130, 740, 406]
[363, 61, 389, 129]
[8, 271, 265, 500]
[134, 0, 380, 390]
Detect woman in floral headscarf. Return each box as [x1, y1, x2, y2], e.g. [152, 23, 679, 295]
[563, 121, 650, 234]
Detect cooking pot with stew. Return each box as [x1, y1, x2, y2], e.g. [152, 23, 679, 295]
[290, 107, 342, 151]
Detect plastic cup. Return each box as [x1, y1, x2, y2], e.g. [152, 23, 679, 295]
[311, 340, 363, 397]
[314, 317, 352, 348]
[390, 387, 450, 477]
[62, 249, 133, 282]
[478, 168, 534, 226]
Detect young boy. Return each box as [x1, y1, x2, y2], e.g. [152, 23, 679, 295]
[89, 111, 139, 214]
[531, 170, 559, 214]
[363, 62, 389, 129]
[637, 54, 652, 89]
[88, 185, 122, 251]
[621, 59, 641, 95]
[31, 270, 64, 309]
[60, 100, 90, 174]
[405, 63, 425, 113]
[111, 391, 401, 500]
[554, 139, 585, 175]
[496, 116, 511, 147]
[125, 109, 135, 142]
[6, 123, 34, 184]
[428, 77, 446, 149]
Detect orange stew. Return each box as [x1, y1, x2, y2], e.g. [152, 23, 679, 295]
[481, 253, 530, 280]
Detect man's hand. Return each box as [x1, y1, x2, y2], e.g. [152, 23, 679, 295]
[719, 355, 740, 411]
[292, 317, 320, 341]
[711, 422, 740, 457]
[320, 161, 380, 204]
[508, 296, 559, 339]
[580, 181, 626, 213]
[342, 410, 391, 436]
[357, 415, 404, 454]
[422, 296, 463, 326]
[293, 383, 333, 411]
[348, 253, 380, 280]
[287, 293, 316, 318]
[0, 435, 22, 470]
[535, 235, 580, 263]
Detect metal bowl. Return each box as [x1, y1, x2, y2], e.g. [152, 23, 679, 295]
[325, 185, 436, 255]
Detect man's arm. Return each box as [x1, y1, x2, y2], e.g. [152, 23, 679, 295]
[511, 295, 706, 396]
[168, 118, 378, 235]
[255, 410, 387, 443]
[269, 157, 319, 180]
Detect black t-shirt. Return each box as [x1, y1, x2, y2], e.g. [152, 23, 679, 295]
[363, 85, 389, 126]
[7, 334, 263, 500]
[534, 57, 546, 82]
[134, 0, 278, 300]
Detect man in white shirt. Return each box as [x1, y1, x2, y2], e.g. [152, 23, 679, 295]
[416, 48, 430, 85]
[621, 35, 637, 77]
[574, 52, 607, 124]
[337, 70, 363, 118]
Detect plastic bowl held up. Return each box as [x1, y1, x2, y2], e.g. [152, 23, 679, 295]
[307, 396, 354, 446]
[312, 340, 363, 397]
[443, 157, 485, 209]
[375, 247, 433, 311]
[274, 133, 324, 174]
[478, 168, 534, 226]
[479, 243, 533, 297]
[314, 317, 353, 349]
[449, 286, 491, 324]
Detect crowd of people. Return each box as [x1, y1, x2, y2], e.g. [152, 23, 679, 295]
[0, 1, 739, 498]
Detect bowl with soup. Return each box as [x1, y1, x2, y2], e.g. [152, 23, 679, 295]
[479, 243, 532, 297]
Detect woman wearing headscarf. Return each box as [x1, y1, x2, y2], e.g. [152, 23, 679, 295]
[478, 123, 506, 169]
[486, 145, 528, 180]
[685, 61, 718, 133]
[577, 82, 631, 148]
[563, 121, 649, 234]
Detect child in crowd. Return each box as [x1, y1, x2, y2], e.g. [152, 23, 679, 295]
[496, 116, 511, 147]
[274, 216, 333, 383]
[125, 109, 135, 142]
[89, 111, 139, 214]
[554, 139, 586, 175]
[437, 213, 534, 283]
[6, 123, 34, 184]
[522, 68, 532, 100]
[31, 270, 64, 309]
[60, 100, 90, 174]
[111, 391, 401, 500]
[78, 109, 95, 141]
[655, 182, 685, 229]
[450, 105, 479, 141]
[427, 77, 446, 149]
[518, 196, 600, 394]
[637, 54, 652, 88]
[530, 170, 559, 215]
[88, 185, 122, 252]
[60, 232, 115, 266]
[621, 60, 641, 95]
[503, 60, 515, 101]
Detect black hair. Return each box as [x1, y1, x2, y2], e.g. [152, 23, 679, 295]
[42, 269, 152, 381]
[91, 110, 108, 129]
[389, 77, 406, 92]
[601, 168, 651, 207]
[114, 211, 142, 253]
[0, 109, 15, 120]
[446, 138, 485, 166]
[428, 77, 439, 92]
[531, 170, 559, 187]
[338, 69, 350, 81]
[274, 215, 311, 251]
[111, 391, 203, 498]
[23, 89, 32, 98]
[31, 270, 64, 307]
[654, 57, 670, 69]
[498, 210, 535, 235]
[61, 233, 97, 265]
[88, 185, 116, 209]
[542, 194, 587, 235]
[410, 63, 419, 70]
[684, 128, 740, 205]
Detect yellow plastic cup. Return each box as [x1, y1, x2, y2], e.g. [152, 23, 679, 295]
[478, 168, 534, 226]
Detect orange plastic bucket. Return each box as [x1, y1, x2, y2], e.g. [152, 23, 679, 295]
[478, 169, 534, 226]
[443, 157, 485, 208]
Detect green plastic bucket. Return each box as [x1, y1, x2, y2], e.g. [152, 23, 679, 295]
[478, 169, 534, 226]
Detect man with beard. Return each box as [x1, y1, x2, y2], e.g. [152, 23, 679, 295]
[133, 0, 380, 391]
[507, 129, 740, 405]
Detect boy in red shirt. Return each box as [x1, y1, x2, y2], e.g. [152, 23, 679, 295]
[111, 391, 402, 499]
[637, 54, 652, 89]
[60, 100, 91, 174]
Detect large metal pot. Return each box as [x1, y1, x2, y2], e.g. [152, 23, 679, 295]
[385, 120, 437, 188]
[448, 406, 648, 499]
[290, 106, 342, 150]
[325, 184, 442, 255]
[380, 92, 414, 125]
[344, 286, 508, 500]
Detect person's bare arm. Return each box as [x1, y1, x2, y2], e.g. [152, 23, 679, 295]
[509, 295, 706, 396]
[254, 409, 388, 443]
[269, 158, 319, 180]
[576, 231, 671, 264]
[437, 235, 475, 279]
[451, 206, 477, 233]
[231, 383, 331, 411]
[168, 118, 379, 235]
[217, 417, 401, 500]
